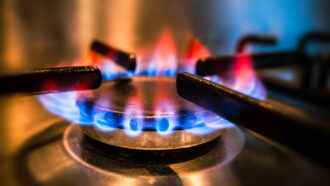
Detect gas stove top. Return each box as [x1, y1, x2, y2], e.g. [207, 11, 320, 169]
[1, 30, 330, 186]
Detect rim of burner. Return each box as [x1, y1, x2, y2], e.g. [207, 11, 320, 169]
[80, 125, 223, 150]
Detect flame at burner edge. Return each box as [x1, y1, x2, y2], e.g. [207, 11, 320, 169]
[38, 29, 266, 137]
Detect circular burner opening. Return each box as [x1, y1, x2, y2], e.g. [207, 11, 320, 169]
[76, 76, 230, 150]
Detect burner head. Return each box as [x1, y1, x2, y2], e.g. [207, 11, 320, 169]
[76, 76, 230, 150]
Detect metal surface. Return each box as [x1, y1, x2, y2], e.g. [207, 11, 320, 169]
[176, 72, 330, 167]
[236, 34, 277, 53]
[0, 66, 102, 95]
[77, 76, 225, 150]
[90, 40, 136, 71]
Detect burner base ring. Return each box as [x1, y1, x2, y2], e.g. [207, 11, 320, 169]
[80, 125, 223, 150]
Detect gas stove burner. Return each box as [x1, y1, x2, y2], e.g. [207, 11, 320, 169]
[63, 124, 244, 175]
[76, 76, 229, 150]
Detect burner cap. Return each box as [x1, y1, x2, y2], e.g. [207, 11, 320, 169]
[77, 76, 199, 121]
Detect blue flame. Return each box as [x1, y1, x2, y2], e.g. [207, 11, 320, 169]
[101, 60, 134, 80]
[38, 90, 236, 137]
[94, 112, 117, 132]
[182, 111, 234, 135]
[136, 52, 177, 76]
[154, 103, 178, 136]
[122, 105, 145, 137]
[155, 118, 178, 136]
[38, 92, 95, 125]
[122, 118, 144, 137]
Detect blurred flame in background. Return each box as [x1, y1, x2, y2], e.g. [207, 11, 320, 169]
[137, 29, 178, 76]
